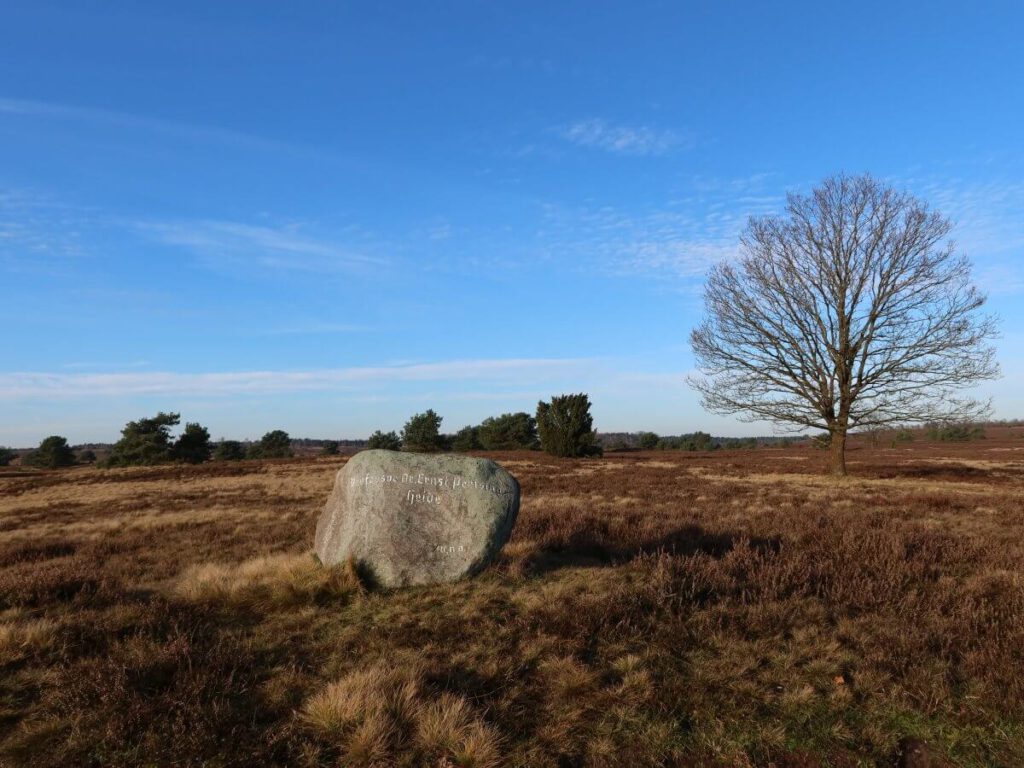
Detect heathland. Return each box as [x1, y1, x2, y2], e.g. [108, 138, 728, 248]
[1, 430, 1022, 766]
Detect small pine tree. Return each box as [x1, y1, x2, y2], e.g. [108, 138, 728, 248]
[77, 449, 97, 464]
[106, 412, 180, 467]
[172, 422, 212, 464]
[248, 430, 293, 459]
[367, 430, 402, 450]
[401, 410, 444, 452]
[320, 440, 340, 456]
[536, 393, 602, 458]
[213, 440, 246, 461]
[0, 447, 14, 467]
[26, 436, 76, 469]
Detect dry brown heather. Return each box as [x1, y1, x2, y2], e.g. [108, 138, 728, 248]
[1, 430, 1024, 767]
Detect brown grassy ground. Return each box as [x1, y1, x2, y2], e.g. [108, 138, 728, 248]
[1, 430, 1023, 767]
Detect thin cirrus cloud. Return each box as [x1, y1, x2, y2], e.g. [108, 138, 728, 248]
[904, 176, 1024, 295]
[0, 358, 596, 400]
[535, 192, 769, 281]
[0, 187, 93, 272]
[0, 96, 297, 155]
[0, 188, 384, 278]
[137, 219, 385, 275]
[558, 118, 689, 156]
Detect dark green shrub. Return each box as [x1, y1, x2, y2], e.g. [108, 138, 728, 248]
[401, 410, 444, 452]
[452, 426, 482, 452]
[0, 447, 14, 466]
[536, 393, 602, 458]
[638, 432, 659, 450]
[77, 449, 97, 464]
[367, 430, 402, 450]
[925, 423, 986, 441]
[320, 441, 340, 456]
[26, 436, 76, 469]
[173, 422, 212, 464]
[105, 412, 180, 467]
[213, 440, 246, 461]
[247, 430, 293, 459]
[477, 412, 538, 450]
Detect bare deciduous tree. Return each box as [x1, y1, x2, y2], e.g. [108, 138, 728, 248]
[689, 174, 999, 475]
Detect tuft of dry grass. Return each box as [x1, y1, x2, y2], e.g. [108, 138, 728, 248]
[0, 615, 58, 664]
[174, 552, 362, 610]
[302, 663, 501, 767]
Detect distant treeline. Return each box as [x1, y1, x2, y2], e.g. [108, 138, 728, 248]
[3, 416, 1018, 470]
[599, 432, 804, 452]
[1, 393, 603, 468]
[370, 395, 601, 458]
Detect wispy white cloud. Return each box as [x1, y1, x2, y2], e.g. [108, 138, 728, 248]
[138, 219, 385, 275]
[546, 171, 1022, 291]
[1, 186, 386, 279]
[0, 187, 93, 274]
[898, 175, 1024, 295]
[975, 264, 1024, 296]
[535, 175, 781, 281]
[0, 96, 294, 154]
[558, 119, 688, 156]
[0, 358, 596, 400]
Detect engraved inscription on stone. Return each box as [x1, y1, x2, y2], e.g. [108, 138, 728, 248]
[315, 450, 520, 587]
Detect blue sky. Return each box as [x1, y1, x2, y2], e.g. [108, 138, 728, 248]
[2, 1, 1023, 446]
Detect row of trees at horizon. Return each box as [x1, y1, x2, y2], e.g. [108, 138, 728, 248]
[368, 393, 602, 457]
[0, 393, 603, 469]
[1, 416, 1006, 471]
[0, 415, 298, 469]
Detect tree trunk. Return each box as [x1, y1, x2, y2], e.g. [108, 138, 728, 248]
[829, 429, 847, 476]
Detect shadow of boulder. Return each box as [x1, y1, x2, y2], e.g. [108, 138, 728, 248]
[518, 524, 780, 576]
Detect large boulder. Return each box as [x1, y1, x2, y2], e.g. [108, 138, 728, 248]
[314, 450, 520, 587]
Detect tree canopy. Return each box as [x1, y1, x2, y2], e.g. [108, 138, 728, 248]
[638, 431, 659, 450]
[451, 425, 482, 452]
[172, 422, 212, 464]
[248, 430, 293, 459]
[213, 440, 246, 461]
[477, 412, 539, 450]
[26, 436, 76, 469]
[367, 430, 402, 451]
[401, 410, 444, 452]
[536, 393, 602, 457]
[105, 412, 181, 467]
